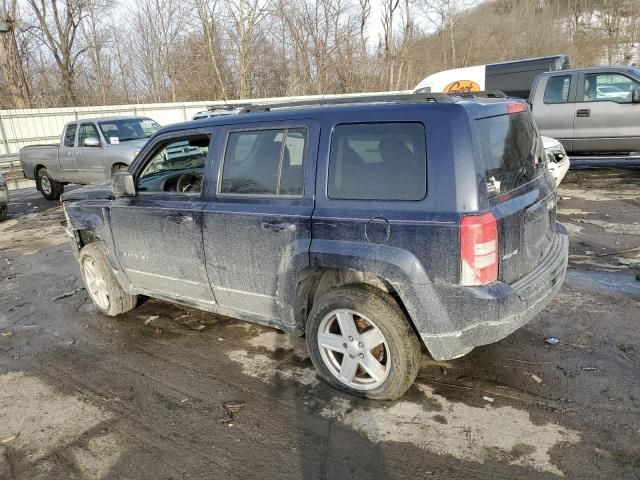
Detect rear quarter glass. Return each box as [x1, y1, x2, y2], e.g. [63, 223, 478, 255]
[476, 112, 545, 197]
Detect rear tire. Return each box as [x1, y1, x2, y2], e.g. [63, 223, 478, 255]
[306, 285, 421, 400]
[36, 167, 64, 200]
[79, 243, 137, 316]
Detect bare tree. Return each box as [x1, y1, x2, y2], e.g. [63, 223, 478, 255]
[132, 0, 186, 102]
[358, 0, 370, 56]
[420, 0, 472, 69]
[0, 0, 32, 108]
[193, 0, 228, 100]
[227, 0, 268, 98]
[82, 0, 114, 104]
[27, 0, 89, 105]
[381, 0, 399, 87]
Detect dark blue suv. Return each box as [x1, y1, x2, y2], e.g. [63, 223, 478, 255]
[62, 93, 568, 400]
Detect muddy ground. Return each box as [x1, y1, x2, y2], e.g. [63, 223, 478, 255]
[1, 169, 639, 480]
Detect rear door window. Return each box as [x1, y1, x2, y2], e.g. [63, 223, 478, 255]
[583, 73, 639, 103]
[220, 128, 307, 196]
[477, 112, 544, 196]
[328, 123, 426, 200]
[64, 124, 77, 147]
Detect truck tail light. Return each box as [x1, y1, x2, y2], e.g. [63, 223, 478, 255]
[507, 102, 527, 114]
[460, 212, 498, 286]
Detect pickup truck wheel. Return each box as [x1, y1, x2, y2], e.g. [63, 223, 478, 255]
[306, 285, 421, 400]
[36, 168, 64, 200]
[79, 243, 137, 316]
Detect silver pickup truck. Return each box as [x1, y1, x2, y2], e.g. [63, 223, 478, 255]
[20, 116, 160, 200]
[530, 66, 640, 153]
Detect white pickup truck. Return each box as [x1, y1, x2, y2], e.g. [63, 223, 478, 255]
[20, 116, 160, 200]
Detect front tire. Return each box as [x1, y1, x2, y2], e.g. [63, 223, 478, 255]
[36, 167, 64, 200]
[79, 243, 137, 316]
[306, 285, 421, 400]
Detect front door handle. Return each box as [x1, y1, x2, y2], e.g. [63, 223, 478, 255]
[576, 108, 591, 117]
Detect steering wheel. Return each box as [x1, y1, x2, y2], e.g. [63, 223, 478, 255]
[176, 172, 202, 193]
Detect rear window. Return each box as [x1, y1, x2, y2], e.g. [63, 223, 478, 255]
[328, 123, 426, 200]
[64, 124, 77, 147]
[477, 112, 544, 196]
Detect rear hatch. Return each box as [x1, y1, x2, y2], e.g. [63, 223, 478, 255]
[476, 106, 556, 284]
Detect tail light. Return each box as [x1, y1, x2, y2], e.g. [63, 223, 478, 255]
[507, 102, 527, 114]
[460, 212, 498, 286]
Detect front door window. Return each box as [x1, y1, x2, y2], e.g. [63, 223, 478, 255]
[138, 135, 210, 194]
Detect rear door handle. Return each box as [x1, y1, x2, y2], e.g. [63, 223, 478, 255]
[261, 221, 295, 233]
[576, 109, 590, 117]
[167, 213, 193, 224]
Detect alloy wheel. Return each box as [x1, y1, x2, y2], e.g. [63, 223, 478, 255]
[317, 309, 390, 390]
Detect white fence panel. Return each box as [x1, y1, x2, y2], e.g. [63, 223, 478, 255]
[0, 91, 406, 189]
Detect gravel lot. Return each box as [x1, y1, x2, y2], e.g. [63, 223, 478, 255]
[1, 169, 639, 479]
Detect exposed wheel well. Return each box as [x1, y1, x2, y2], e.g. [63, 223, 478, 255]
[294, 267, 406, 334]
[77, 229, 97, 249]
[111, 163, 129, 176]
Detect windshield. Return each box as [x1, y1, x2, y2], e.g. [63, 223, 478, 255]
[98, 118, 160, 144]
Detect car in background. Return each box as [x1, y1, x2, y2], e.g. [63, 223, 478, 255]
[413, 55, 570, 99]
[542, 136, 570, 187]
[19, 116, 161, 200]
[596, 85, 627, 99]
[192, 105, 248, 120]
[530, 66, 640, 153]
[0, 173, 8, 221]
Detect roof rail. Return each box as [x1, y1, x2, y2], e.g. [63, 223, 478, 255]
[457, 90, 507, 98]
[238, 92, 453, 114]
[413, 88, 507, 99]
[207, 103, 251, 112]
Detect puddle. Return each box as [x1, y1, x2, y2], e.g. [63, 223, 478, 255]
[560, 222, 583, 235]
[0, 372, 112, 461]
[559, 187, 638, 201]
[227, 333, 581, 476]
[228, 349, 318, 386]
[565, 269, 640, 300]
[247, 330, 309, 358]
[571, 218, 640, 236]
[322, 385, 579, 476]
[557, 208, 596, 216]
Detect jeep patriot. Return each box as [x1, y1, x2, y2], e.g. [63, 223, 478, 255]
[61, 93, 569, 399]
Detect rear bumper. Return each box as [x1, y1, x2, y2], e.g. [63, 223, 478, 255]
[420, 225, 568, 360]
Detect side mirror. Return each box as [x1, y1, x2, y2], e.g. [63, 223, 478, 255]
[112, 172, 136, 198]
[83, 137, 100, 147]
[632, 88, 640, 103]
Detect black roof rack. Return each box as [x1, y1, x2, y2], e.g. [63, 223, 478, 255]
[238, 92, 453, 114]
